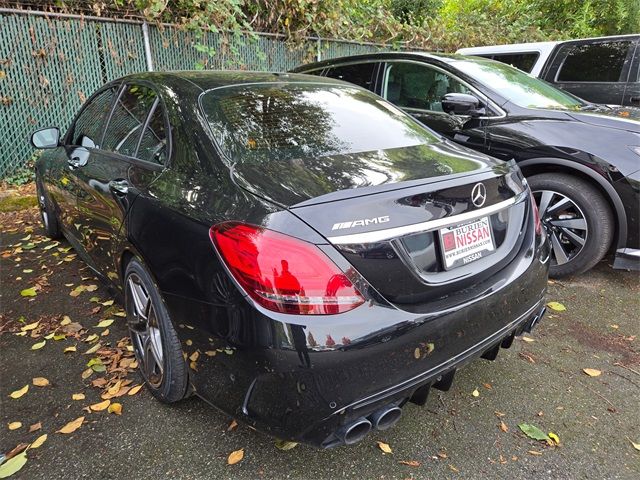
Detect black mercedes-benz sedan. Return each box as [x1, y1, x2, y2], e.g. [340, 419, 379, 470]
[32, 71, 549, 447]
[292, 53, 640, 277]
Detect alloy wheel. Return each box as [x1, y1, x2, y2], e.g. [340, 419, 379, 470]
[533, 189, 588, 266]
[37, 190, 49, 230]
[126, 273, 164, 388]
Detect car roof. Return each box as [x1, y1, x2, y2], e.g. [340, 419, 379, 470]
[290, 51, 470, 71]
[116, 70, 351, 92]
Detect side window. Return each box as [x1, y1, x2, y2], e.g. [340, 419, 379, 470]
[383, 62, 472, 112]
[70, 88, 115, 148]
[324, 63, 376, 90]
[137, 103, 168, 165]
[103, 84, 157, 158]
[490, 52, 539, 73]
[557, 41, 632, 82]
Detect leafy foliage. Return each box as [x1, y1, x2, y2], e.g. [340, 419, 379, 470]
[15, 1, 639, 51]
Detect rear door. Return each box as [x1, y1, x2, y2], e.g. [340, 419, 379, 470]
[623, 43, 640, 107]
[542, 39, 636, 105]
[73, 82, 169, 281]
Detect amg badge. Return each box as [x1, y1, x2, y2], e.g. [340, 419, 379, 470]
[332, 216, 390, 230]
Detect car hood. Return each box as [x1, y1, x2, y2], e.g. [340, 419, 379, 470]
[231, 140, 506, 208]
[567, 106, 640, 133]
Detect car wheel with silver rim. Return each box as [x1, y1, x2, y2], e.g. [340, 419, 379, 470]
[528, 173, 613, 278]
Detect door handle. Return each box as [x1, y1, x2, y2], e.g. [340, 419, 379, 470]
[108, 179, 129, 195]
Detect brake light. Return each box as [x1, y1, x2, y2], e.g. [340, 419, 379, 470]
[529, 189, 542, 236]
[209, 222, 364, 315]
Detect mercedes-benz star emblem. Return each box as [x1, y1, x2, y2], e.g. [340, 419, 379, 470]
[471, 182, 487, 208]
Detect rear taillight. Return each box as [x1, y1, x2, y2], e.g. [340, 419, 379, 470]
[529, 189, 542, 236]
[209, 222, 364, 315]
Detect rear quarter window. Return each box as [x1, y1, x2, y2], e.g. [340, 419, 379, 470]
[489, 52, 539, 73]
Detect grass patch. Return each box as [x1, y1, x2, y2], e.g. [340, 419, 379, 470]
[0, 195, 37, 212]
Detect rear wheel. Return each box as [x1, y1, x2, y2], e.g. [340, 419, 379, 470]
[36, 181, 62, 239]
[125, 258, 189, 403]
[528, 173, 613, 278]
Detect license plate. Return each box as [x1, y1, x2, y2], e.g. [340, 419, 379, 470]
[439, 216, 495, 269]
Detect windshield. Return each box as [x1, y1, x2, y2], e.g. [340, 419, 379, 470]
[200, 83, 439, 165]
[453, 58, 585, 110]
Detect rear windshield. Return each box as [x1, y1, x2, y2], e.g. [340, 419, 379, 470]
[200, 83, 439, 165]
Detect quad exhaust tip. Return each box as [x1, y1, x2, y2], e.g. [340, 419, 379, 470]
[336, 417, 372, 445]
[369, 405, 403, 431]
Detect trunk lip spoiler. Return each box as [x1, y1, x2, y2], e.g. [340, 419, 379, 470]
[327, 192, 525, 245]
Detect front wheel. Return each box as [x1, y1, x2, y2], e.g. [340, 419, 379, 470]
[125, 258, 189, 403]
[36, 180, 62, 239]
[528, 173, 613, 278]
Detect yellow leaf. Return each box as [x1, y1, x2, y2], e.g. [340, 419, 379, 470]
[72, 393, 85, 401]
[546, 301, 566, 312]
[0, 451, 28, 478]
[377, 441, 393, 454]
[630, 439, 640, 451]
[227, 448, 244, 465]
[32, 377, 50, 387]
[85, 285, 98, 292]
[8, 421, 22, 430]
[84, 343, 101, 354]
[128, 384, 143, 396]
[85, 334, 99, 343]
[81, 368, 93, 379]
[96, 319, 113, 328]
[60, 316, 72, 326]
[31, 340, 46, 350]
[101, 300, 114, 306]
[30, 434, 47, 449]
[9, 385, 29, 399]
[108, 403, 122, 415]
[20, 287, 37, 297]
[57, 416, 84, 434]
[90, 399, 111, 411]
[20, 321, 39, 332]
[521, 336, 535, 343]
[108, 381, 122, 395]
[583, 368, 602, 377]
[64, 345, 77, 353]
[548, 432, 560, 445]
[472, 389, 480, 397]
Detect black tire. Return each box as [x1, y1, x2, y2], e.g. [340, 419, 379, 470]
[36, 181, 62, 239]
[124, 258, 189, 403]
[528, 173, 613, 278]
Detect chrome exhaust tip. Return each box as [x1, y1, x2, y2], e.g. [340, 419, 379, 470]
[336, 417, 372, 445]
[369, 405, 402, 431]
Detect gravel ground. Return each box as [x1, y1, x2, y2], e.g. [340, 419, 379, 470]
[1, 196, 639, 480]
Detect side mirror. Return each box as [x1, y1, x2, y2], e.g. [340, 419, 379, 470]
[441, 93, 485, 117]
[31, 127, 60, 149]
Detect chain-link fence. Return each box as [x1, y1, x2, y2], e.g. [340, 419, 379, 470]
[0, 9, 408, 179]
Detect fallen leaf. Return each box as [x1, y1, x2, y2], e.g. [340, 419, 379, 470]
[20, 321, 39, 332]
[377, 441, 393, 454]
[499, 421, 509, 433]
[29, 434, 47, 449]
[449, 465, 459, 473]
[518, 423, 550, 442]
[0, 450, 28, 478]
[521, 336, 535, 343]
[32, 377, 49, 387]
[31, 340, 46, 350]
[60, 316, 71, 326]
[583, 368, 601, 377]
[72, 393, 85, 401]
[189, 351, 199, 362]
[85, 334, 99, 343]
[227, 448, 244, 465]
[28, 422, 42, 432]
[90, 399, 111, 411]
[81, 368, 93, 379]
[128, 385, 143, 396]
[527, 450, 543, 456]
[399, 460, 421, 467]
[630, 439, 640, 451]
[96, 319, 113, 328]
[472, 389, 480, 397]
[9, 385, 29, 399]
[108, 403, 122, 415]
[84, 343, 101, 355]
[101, 300, 114, 306]
[57, 416, 84, 434]
[20, 287, 37, 297]
[274, 439, 298, 450]
[64, 345, 77, 353]
[546, 301, 566, 312]
[8, 422, 22, 430]
[85, 284, 98, 292]
[483, 383, 492, 389]
[548, 432, 560, 445]
[227, 419, 238, 431]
